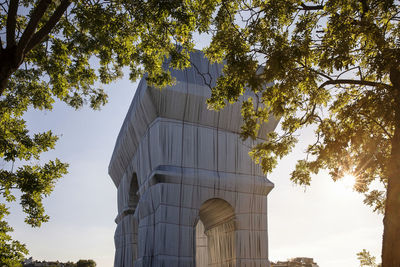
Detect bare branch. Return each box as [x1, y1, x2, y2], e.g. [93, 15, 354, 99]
[17, 0, 52, 58]
[6, 0, 19, 48]
[26, 0, 71, 52]
[300, 103, 317, 125]
[285, 10, 301, 32]
[360, 0, 369, 18]
[358, 66, 363, 80]
[297, 62, 333, 81]
[336, 66, 362, 79]
[0, 2, 8, 13]
[188, 57, 213, 90]
[359, 112, 393, 139]
[299, 3, 324, 11]
[305, 130, 322, 161]
[319, 79, 392, 90]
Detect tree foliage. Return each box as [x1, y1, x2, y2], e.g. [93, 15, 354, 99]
[0, 0, 213, 264]
[358, 249, 381, 267]
[201, 0, 397, 205]
[0, 204, 27, 266]
[76, 259, 96, 267]
[189, 0, 400, 266]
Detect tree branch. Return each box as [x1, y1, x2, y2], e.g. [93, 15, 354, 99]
[297, 61, 333, 81]
[319, 79, 392, 90]
[26, 0, 71, 52]
[360, 0, 369, 18]
[16, 0, 52, 58]
[0, 186, 18, 193]
[299, 102, 317, 125]
[336, 66, 362, 79]
[6, 0, 19, 48]
[359, 111, 393, 139]
[300, 3, 324, 11]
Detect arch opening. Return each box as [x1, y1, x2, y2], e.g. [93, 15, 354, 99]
[195, 198, 236, 267]
[128, 173, 139, 210]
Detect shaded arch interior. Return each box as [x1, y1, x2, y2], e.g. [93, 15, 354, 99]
[128, 173, 139, 210]
[196, 198, 236, 267]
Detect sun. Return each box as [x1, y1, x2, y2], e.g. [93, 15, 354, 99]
[340, 173, 356, 190]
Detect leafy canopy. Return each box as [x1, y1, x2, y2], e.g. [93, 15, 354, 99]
[200, 0, 400, 214]
[190, 1, 400, 265]
[76, 259, 96, 267]
[0, 0, 217, 264]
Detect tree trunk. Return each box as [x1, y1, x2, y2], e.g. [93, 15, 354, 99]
[382, 69, 400, 266]
[0, 46, 21, 96]
[0, 67, 13, 96]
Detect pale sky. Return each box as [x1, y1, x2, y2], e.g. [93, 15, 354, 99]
[8, 39, 383, 266]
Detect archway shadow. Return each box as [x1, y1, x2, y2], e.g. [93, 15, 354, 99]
[195, 198, 236, 267]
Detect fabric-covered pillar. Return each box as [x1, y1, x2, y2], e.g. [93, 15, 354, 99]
[134, 182, 198, 267]
[114, 214, 138, 267]
[195, 220, 208, 267]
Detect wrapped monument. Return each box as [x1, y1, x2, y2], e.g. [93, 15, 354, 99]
[108, 50, 279, 267]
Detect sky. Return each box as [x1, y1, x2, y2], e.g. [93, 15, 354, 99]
[7, 40, 383, 266]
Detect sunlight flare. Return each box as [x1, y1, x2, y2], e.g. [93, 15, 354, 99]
[340, 173, 356, 190]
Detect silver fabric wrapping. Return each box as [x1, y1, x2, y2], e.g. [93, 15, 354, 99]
[109, 50, 279, 267]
